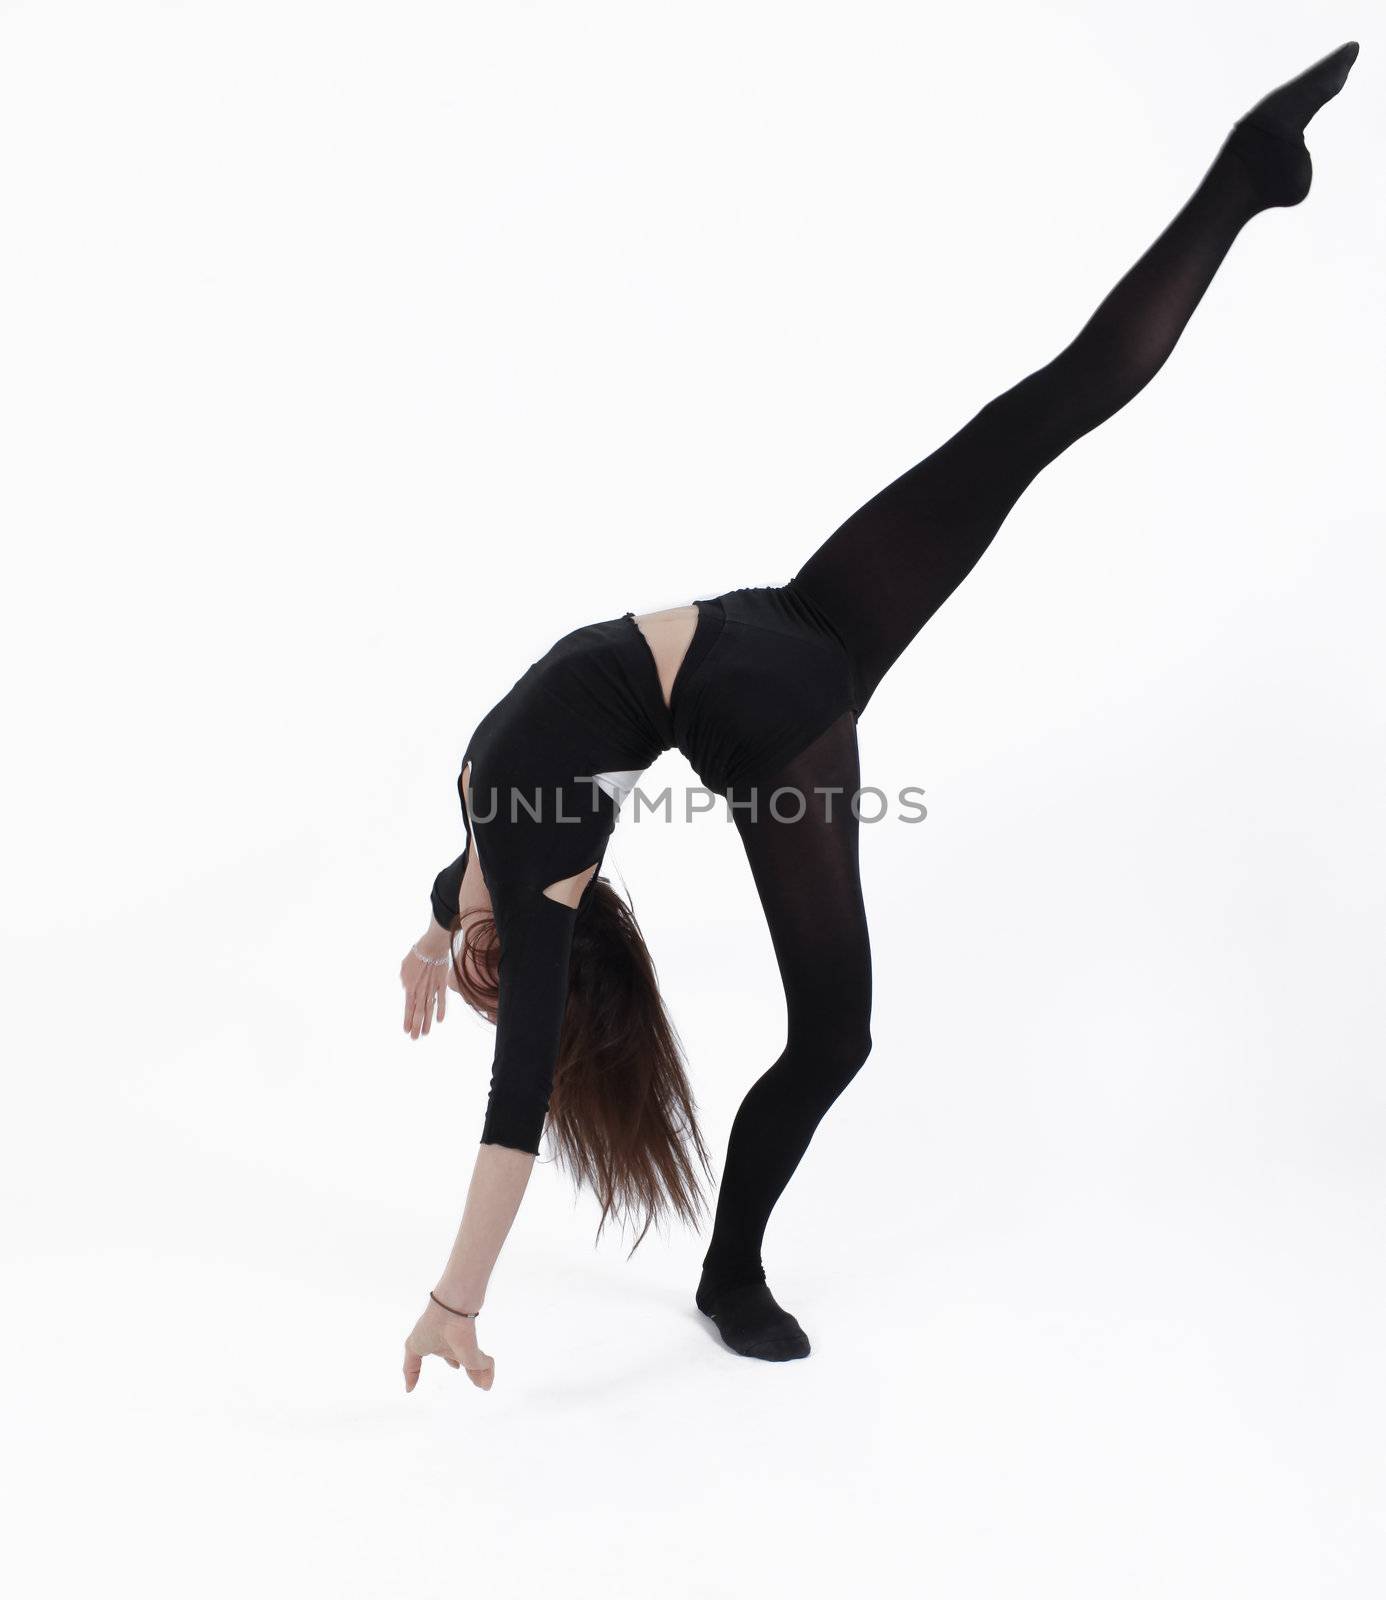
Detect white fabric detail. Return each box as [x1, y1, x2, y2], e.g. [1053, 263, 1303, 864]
[592, 769, 646, 808]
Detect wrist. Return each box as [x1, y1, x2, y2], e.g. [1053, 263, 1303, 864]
[435, 1273, 486, 1312]
[414, 922, 452, 960]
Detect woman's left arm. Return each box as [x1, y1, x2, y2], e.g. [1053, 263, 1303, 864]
[400, 916, 454, 1039]
[402, 820, 493, 1038]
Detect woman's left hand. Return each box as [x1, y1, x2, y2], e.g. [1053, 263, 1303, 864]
[400, 931, 451, 1039]
[403, 1299, 495, 1392]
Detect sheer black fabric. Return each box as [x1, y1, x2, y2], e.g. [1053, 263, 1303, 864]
[699, 710, 872, 1293]
[792, 124, 1272, 714]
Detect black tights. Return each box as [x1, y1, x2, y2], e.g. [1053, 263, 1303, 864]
[698, 45, 1358, 1302]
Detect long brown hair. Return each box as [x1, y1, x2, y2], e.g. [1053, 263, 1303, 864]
[450, 878, 712, 1251]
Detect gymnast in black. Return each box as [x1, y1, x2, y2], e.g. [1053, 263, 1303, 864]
[400, 44, 1360, 1389]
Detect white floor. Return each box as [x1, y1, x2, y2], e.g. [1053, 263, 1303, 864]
[9, 1123, 1385, 1598]
[7, 739, 1384, 1596]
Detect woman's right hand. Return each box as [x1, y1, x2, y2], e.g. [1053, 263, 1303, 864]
[400, 928, 452, 1039]
[403, 1299, 495, 1392]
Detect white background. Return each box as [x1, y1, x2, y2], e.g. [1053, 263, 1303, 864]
[2, 2, 1382, 1595]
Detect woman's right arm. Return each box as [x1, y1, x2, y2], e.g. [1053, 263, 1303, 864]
[401, 766, 582, 1390]
[401, 889, 581, 1391]
[402, 1142, 535, 1392]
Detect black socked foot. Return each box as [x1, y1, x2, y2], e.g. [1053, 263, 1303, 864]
[697, 1275, 811, 1362]
[1227, 41, 1360, 208]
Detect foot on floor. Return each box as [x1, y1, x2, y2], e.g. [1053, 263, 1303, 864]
[696, 1272, 811, 1362]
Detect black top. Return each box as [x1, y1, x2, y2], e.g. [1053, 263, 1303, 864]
[430, 582, 855, 1154]
[430, 611, 690, 1152]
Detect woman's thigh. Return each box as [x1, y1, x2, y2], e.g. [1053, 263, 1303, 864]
[731, 709, 873, 1047]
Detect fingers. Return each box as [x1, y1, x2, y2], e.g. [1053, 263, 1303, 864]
[417, 976, 445, 1038]
[401, 1318, 489, 1395]
[422, 970, 448, 1035]
[401, 946, 452, 1039]
[405, 981, 424, 1038]
[403, 1335, 484, 1392]
[401, 952, 429, 1038]
[403, 957, 422, 1035]
[403, 973, 434, 1039]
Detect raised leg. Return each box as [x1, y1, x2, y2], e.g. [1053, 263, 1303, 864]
[795, 44, 1359, 709]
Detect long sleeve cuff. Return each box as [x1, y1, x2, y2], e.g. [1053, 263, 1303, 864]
[480, 1091, 547, 1156]
[430, 847, 469, 931]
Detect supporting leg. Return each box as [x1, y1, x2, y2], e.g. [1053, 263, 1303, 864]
[697, 712, 871, 1360]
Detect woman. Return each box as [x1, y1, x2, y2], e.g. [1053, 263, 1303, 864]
[399, 43, 1360, 1389]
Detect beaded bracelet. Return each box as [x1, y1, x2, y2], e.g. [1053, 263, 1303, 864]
[411, 944, 451, 968]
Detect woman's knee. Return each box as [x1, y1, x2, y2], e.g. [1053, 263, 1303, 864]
[840, 1024, 873, 1079]
[791, 1018, 872, 1088]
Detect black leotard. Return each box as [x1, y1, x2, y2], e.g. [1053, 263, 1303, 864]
[430, 580, 856, 1153]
